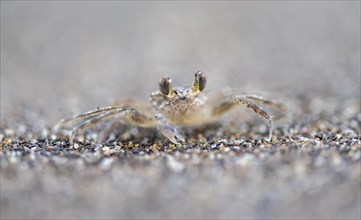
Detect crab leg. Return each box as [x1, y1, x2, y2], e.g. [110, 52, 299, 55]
[244, 94, 286, 112]
[212, 95, 274, 141]
[97, 119, 124, 143]
[63, 107, 154, 143]
[53, 106, 126, 132]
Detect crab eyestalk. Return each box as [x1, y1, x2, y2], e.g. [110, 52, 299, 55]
[159, 77, 175, 98]
[192, 71, 207, 95]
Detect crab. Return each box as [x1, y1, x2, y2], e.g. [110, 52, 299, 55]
[54, 71, 286, 144]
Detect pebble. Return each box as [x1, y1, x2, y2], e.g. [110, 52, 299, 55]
[73, 143, 80, 149]
[102, 146, 110, 152]
[100, 157, 115, 170]
[4, 128, 14, 136]
[166, 155, 185, 173]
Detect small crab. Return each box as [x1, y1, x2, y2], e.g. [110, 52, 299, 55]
[54, 71, 286, 144]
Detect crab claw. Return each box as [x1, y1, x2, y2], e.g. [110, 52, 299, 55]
[155, 113, 185, 144]
[170, 130, 186, 144]
[160, 123, 185, 145]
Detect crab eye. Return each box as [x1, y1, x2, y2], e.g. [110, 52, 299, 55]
[197, 71, 207, 91]
[192, 71, 207, 95]
[159, 77, 174, 97]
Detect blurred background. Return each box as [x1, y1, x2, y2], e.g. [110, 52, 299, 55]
[1, 1, 360, 127]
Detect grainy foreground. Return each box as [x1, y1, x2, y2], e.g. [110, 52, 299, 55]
[1, 98, 360, 219]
